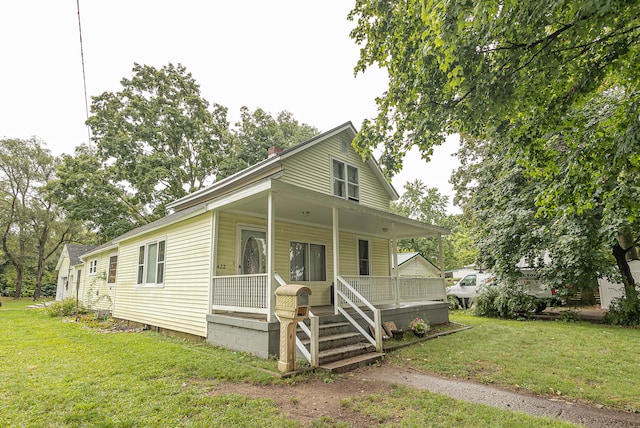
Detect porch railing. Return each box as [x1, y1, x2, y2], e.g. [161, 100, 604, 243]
[341, 276, 446, 305]
[211, 274, 268, 314]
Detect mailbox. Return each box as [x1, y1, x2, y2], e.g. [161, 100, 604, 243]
[274, 284, 311, 372]
[275, 284, 311, 321]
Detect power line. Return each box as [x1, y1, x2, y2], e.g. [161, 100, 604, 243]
[76, 0, 92, 150]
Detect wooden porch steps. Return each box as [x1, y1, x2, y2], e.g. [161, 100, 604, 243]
[319, 351, 385, 374]
[297, 315, 385, 373]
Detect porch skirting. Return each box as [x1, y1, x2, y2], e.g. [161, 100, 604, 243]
[205, 301, 449, 359]
[206, 314, 280, 359]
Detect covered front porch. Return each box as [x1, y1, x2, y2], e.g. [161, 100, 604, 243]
[204, 179, 450, 362]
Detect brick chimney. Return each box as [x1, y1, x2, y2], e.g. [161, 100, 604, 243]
[267, 146, 283, 158]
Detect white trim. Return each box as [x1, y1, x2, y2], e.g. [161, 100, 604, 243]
[135, 237, 167, 289]
[331, 157, 360, 202]
[236, 224, 268, 275]
[357, 237, 372, 276]
[288, 240, 328, 283]
[106, 253, 118, 287]
[88, 258, 98, 276]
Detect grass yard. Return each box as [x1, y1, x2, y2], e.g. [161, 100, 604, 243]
[0, 299, 582, 427]
[389, 311, 640, 412]
[0, 299, 292, 427]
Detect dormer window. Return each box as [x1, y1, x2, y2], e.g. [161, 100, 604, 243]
[332, 159, 359, 202]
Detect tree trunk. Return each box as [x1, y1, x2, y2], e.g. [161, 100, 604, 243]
[613, 242, 637, 302]
[14, 267, 23, 298]
[33, 258, 44, 301]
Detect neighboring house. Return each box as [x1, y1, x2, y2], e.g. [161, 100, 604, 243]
[55, 244, 96, 301]
[65, 122, 450, 362]
[393, 252, 440, 277]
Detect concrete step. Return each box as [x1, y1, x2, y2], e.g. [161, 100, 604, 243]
[300, 331, 363, 351]
[318, 342, 375, 365]
[319, 351, 386, 374]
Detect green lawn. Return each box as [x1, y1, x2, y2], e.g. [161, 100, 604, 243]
[389, 312, 640, 412]
[0, 300, 606, 427]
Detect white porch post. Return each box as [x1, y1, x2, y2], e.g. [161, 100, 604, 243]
[391, 222, 399, 305]
[267, 192, 276, 322]
[332, 207, 340, 315]
[210, 210, 219, 313]
[438, 233, 445, 277]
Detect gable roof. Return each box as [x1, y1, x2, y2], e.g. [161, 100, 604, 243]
[67, 244, 97, 266]
[56, 243, 97, 271]
[394, 252, 438, 270]
[167, 122, 399, 211]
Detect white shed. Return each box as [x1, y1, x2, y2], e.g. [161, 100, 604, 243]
[598, 260, 640, 309]
[393, 252, 440, 277]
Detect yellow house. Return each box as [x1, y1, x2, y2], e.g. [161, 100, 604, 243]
[55, 244, 96, 302]
[71, 123, 450, 367]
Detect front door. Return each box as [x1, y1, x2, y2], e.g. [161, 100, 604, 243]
[239, 228, 267, 274]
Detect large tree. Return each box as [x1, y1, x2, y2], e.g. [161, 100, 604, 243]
[59, 64, 319, 242]
[88, 63, 231, 214]
[218, 107, 319, 179]
[350, 1, 640, 314]
[0, 138, 83, 299]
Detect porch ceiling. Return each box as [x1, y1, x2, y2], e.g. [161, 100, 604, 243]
[208, 180, 449, 239]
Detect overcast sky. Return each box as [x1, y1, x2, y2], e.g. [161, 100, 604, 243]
[0, 1, 460, 213]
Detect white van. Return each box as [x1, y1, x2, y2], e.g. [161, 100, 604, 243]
[446, 270, 555, 308]
[446, 272, 495, 307]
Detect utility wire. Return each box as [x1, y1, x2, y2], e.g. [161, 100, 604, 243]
[76, 0, 92, 150]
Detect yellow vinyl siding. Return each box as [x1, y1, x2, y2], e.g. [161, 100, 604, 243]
[112, 212, 213, 337]
[82, 251, 116, 312]
[371, 237, 391, 276]
[216, 213, 392, 306]
[56, 249, 71, 300]
[280, 133, 392, 211]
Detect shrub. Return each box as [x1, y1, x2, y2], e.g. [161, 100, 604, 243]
[45, 298, 85, 317]
[604, 294, 640, 326]
[474, 282, 540, 319]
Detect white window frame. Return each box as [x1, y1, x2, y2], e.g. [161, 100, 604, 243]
[88, 259, 98, 276]
[289, 241, 327, 282]
[136, 238, 166, 288]
[357, 237, 371, 276]
[332, 158, 359, 202]
[236, 225, 268, 275]
[107, 254, 118, 287]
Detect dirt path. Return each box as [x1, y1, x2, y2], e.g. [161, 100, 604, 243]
[211, 362, 640, 427]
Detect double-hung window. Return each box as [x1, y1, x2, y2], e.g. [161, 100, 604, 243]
[88, 259, 98, 275]
[107, 255, 118, 286]
[137, 239, 166, 287]
[290, 242, 326, 282]
[332, 159, 359, 202]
